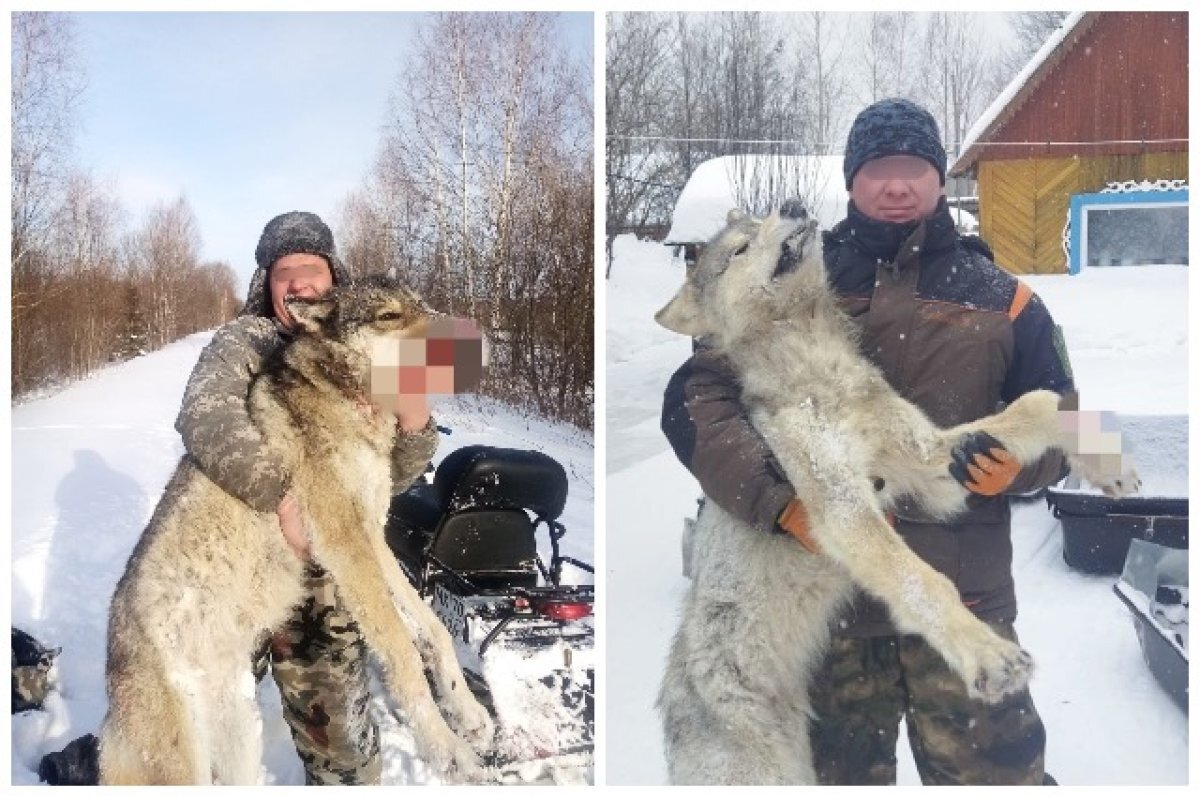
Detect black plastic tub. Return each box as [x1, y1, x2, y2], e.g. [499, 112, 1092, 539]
[1045, 489, 1188, 575]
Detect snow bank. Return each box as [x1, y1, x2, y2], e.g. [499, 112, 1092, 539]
[605, 235, 694, 475]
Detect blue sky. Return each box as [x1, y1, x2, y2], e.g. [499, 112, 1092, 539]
[70, 11, 594, 289]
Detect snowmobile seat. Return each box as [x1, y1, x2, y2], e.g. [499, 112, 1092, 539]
[389, 482, 442, 534]
[384, 482, 441, 573]
[434, 445, 568, 521]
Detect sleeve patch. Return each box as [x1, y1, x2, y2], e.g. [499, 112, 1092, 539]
[1051, 324, 1075, 382]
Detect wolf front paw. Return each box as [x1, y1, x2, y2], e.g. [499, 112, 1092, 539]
[965, 637, 1034, 704]
[1096, 467, 1141, 498]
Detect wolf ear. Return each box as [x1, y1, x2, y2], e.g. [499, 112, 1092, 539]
[726, 208, 748, 225]
[655, 283, 709, 337]
[287, 295, 336, 335]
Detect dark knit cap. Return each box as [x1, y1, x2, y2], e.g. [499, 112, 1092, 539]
[240, 211, 350, 318]
[843, 98, 946, 189]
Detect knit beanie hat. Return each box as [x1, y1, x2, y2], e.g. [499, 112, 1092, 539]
[241, 211, 350, 318]
[843, 98, 946, 189]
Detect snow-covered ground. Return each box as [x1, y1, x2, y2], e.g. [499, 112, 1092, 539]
[605, 232, 1188, 785]
[10, 331, 593, 785]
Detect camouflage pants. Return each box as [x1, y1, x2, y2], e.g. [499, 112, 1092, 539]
[808, 622, 1046, 785]
[255, 565, 382, 785]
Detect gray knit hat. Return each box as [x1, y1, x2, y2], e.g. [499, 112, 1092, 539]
[843, 98, 946, 189]
[240, 211, 351, 318]
[254, 211, 337, 271]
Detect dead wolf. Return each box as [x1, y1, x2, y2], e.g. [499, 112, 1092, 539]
[98, 280, 493, 785]
[654, 205, 1139, 784]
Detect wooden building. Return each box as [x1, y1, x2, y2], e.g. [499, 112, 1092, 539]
[950, 12, 1188, 274]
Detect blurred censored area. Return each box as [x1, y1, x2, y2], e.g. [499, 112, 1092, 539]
[369, 316, 487, 411]
[1059, 409, 1129, 477]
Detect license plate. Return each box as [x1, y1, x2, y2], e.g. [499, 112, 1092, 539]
[432, 584, 469, 644]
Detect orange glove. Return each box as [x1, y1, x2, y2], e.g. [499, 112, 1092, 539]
[778, 498, 821, 554]
[779, 499, 897, 555]
[949, 432, 1021, 496]
[777, 499, 902, 554]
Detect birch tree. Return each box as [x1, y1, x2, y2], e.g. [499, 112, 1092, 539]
[605, 13, 676, 268]
[916, 13, 993, 155]
[344, 12, 592, 426]
[861, 12, 915, 102]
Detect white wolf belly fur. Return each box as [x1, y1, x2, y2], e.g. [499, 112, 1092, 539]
[655, 208, 1139, 784]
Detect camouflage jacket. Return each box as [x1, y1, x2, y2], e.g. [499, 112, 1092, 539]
[175, 266, 438, 514]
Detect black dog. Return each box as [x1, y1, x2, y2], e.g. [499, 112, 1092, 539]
[11, 628, 60, 714]
[40, 734, 100, 786]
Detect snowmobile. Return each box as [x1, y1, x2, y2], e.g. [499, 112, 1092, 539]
[384, 442, 594, 784]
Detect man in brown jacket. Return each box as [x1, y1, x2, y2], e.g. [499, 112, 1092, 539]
[661, 98, 1073, 785]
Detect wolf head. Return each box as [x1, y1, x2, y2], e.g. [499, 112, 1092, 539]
[281, 278, 489, 409]
[655, 203, 821, 343]
[285, 275, 433, 342]
[280, 277, 436, 391]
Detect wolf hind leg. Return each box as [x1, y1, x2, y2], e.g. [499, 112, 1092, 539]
[659, 616, 812, 784]
[99, 664, 208, 784]
[208, 667, 263, 785]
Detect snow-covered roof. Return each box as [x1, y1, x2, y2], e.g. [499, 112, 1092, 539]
[665, 154, 848, 244]
[950, 206, 978, 233]
[951, 11, 1091, 175]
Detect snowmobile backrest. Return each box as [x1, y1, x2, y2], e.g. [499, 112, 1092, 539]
[428, 510, 540, 587]
[434, 445, 568, 521]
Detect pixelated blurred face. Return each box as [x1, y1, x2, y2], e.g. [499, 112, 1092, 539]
[1059, 409, 1130, 481]
[269, 253, 334, 328]
[368, 316, 487, 415]
[850, 155, 942, 224]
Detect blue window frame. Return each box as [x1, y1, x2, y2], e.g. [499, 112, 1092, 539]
[1067, 189, 1188, 274]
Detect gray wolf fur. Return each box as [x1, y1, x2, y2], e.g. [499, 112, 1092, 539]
[99, 281, 494, 785]
[654, 206, 1139, 785]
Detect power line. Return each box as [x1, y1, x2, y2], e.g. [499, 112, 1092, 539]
[961, 138, 1190, 148]
[608, 134, 838, 147]
[607, 174, 679, 190]
[607, 134, 1189, 149]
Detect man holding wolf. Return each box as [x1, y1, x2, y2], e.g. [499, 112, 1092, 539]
[174, 211, 436, 784]
[662, 98, 1073, 785]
